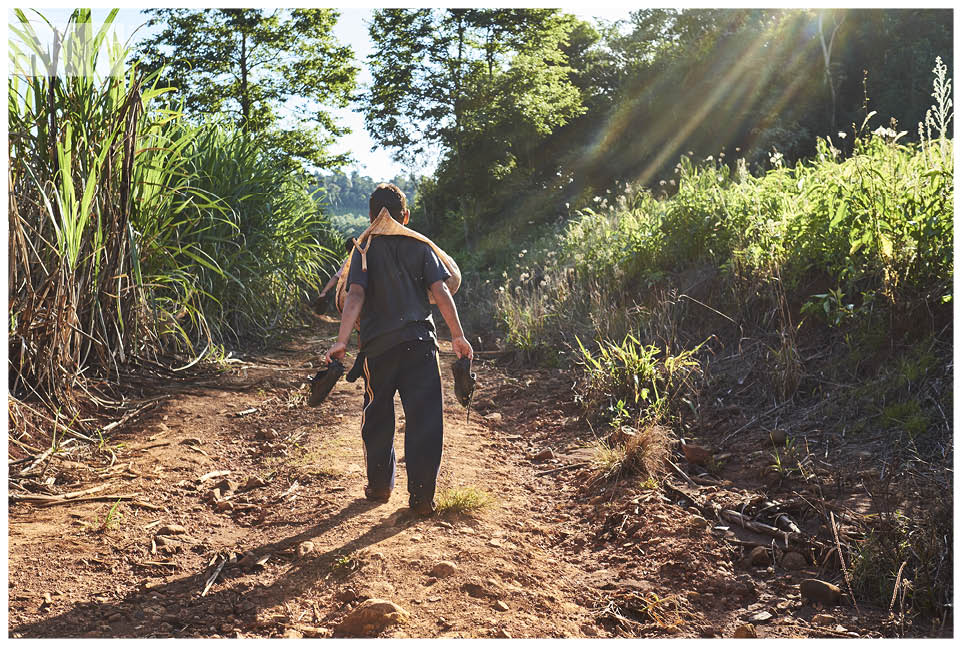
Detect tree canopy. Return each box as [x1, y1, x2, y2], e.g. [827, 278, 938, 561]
[134, 8, 358, 170]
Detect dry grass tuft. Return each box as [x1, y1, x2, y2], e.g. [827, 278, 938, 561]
[590, 424, 672, 486]
[436, 486, 494, 516]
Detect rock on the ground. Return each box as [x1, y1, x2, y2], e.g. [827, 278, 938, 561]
[336, 588, 360, 603]
[429, 561, 457, 578]
[750, 611, 773, 623]
[494, 600, 509, 612]
[297, 541, 315, 558]
[243, 476, 267, 491]
[531, 449, 554, 462]
[733, 623, 757, 638]
[681, 441, 712, 465]
[463, 582, 500, 599]
[749, 546, 770, 567]
[800, 579, 842, 606]
[215, 479, 239, 494]
[214, 499, 233, 512]
[484, 413, 503, 422]
[781, 551, 807, 570]
[812, 613, 835, 626]
[769, 429, 788, 446]
[334, 599, 409, 637]
[156, 524, 187, 536]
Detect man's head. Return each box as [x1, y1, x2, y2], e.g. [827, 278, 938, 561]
[369, 183, 409, 224]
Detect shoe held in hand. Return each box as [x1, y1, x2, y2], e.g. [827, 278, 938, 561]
[308, 359, 344, 407]
[451, 357, 476, 408]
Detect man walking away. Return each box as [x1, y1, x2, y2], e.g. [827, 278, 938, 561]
[325, 183, 473, 515]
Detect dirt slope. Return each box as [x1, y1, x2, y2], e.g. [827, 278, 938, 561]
[9, 317, 889, 638]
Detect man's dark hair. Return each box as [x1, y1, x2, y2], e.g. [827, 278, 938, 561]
[369, 183, 407, 222]
[343, 236, 355, 254]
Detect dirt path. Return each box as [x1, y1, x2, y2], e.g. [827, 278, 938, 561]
[9, 318, 888, 638]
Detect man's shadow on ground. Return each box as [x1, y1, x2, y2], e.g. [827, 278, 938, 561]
[11, 498, 421, 638]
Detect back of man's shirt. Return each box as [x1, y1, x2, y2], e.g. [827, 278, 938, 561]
[346, 235, 450, 358]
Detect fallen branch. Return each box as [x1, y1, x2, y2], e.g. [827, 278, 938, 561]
[201, 554, 228, 597]
[36, 494, 140, 507]
[10, 482, 113, 502]
[720, 400, 792, 445]
[535, 462, 590, 477]
[18, 447, 54, 476]
[666, 459, 698, 487]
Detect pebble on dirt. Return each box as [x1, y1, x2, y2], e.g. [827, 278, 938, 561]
[334, 599, 409, 637]
[733, 623, 757, 638]
[484, 413, 503, 422]
[531, 449, 553, 462]
[748, 546, 770, 567]
[429, 561, 457, 578]
[243, 476, 267, 491]
[297, 541, 315, 558]
[800, 579, 842, 606]
[336, 588, 360, 603]
[781, 551, 807, 570]
[681, 441, 712, 465]
[156, 524, 187, 536]
[812, 613, 835, 626]
[494, 600, 509, 612]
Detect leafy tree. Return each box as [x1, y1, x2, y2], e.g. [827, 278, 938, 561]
[363, 9, 585, 250]
[134, 8, 357, 169]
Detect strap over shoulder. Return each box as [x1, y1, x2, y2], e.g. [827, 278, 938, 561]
[334, 207, 461, 315]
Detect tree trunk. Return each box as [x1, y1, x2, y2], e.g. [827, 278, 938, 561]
[240, 32, 250, 132]
[818, 11, 845, 132]
[453, 15, 472, 252]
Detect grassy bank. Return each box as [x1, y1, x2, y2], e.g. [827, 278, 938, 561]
[492, 60, 952, 626]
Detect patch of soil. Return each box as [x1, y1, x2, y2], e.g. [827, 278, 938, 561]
[7, 318, 923, 638]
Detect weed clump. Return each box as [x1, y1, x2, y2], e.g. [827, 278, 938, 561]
[589, 424, 672, 488]
[435, 486, 494, 516]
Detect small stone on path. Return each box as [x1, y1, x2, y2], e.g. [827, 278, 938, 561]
[531, 449, 553, 462]
[243, 476, 267, 491]
[334, 599, 409, 637]
[429, 561, 457, 578]
[336, 589, 359, 603]
[297, 541, 315, 558]
[494, 600, 509, 612]
[156, 524, 187, 536]
[769, 429, 788, 446]
[733, 623, 757, 638]
[749, 546, 770, 567]
[484, 413, 502, 422]
[800, 579, 841, 606]
[750, 611, 773, 623]
[812, 613, 835, 626]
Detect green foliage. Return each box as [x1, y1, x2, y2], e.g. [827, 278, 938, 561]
[575, 334, 701, 424]
[364, 9, 587, 250]
[135, 8, 357, 169]
[9, 10, 340, 420]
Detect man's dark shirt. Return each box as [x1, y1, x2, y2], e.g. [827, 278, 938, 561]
[346, 235, 450, 358]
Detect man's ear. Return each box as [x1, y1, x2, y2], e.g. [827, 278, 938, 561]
[402, 209, 410, 225]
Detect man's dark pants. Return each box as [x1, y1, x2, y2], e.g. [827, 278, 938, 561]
[360, 340, 443, 508]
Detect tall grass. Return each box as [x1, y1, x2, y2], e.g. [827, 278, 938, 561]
[9, 10, 337, 424]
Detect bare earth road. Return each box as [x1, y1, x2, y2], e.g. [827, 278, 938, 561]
[9, 317, 886, 638]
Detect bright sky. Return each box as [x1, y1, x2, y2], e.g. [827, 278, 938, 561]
[8, 7, 636, 180]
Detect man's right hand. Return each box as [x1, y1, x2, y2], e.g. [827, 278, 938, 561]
[452, 335, 474, 360]
[326, 341, 347, 364]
